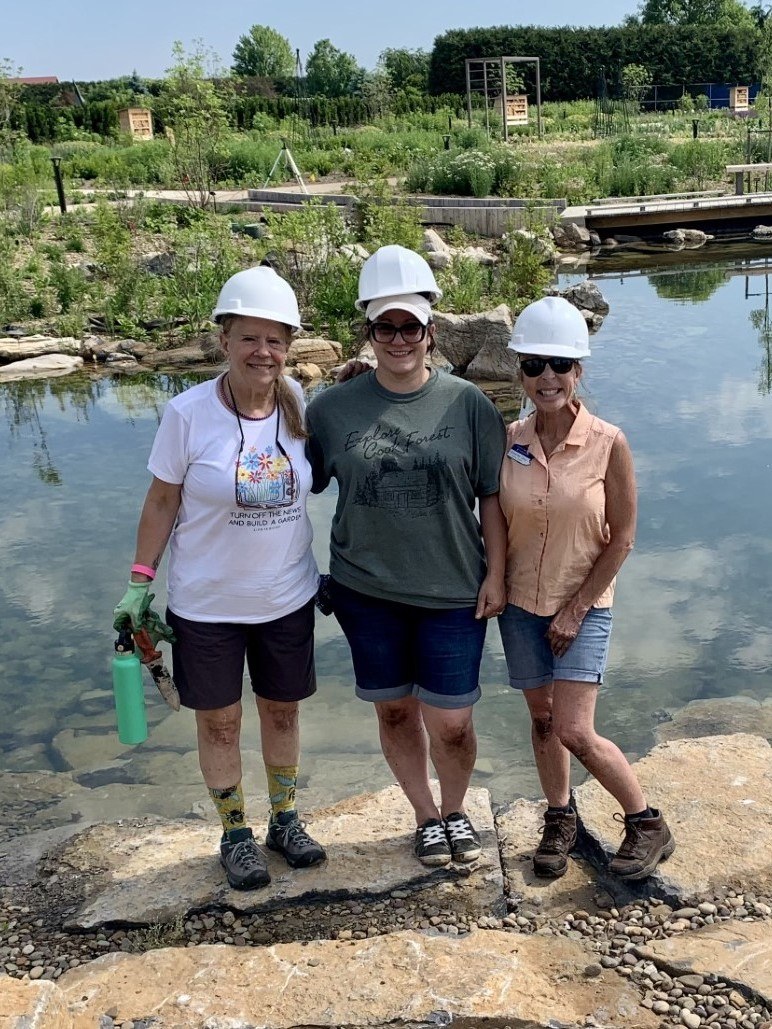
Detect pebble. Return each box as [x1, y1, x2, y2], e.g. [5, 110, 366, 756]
[682, 1011, 701, 1028]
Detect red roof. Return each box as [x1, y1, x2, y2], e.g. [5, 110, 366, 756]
[9, 76, 59, 85]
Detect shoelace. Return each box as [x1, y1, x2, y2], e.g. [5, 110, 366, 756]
[279, 819, 315, 847]
[540, 819, 574, 853]
[445, 817, 475, 842]
[419, 822, 447, 846]
[613, 812, 644, 857]
[229, 838, 265, 869]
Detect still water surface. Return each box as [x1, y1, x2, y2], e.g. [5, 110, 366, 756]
[1, 252, 771, 822]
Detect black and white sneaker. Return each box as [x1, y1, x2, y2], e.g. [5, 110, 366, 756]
[266, 810, 326, 869]
[414, 818, 451, 866]
[220, 827, 271, 890]
[444, 811, 482, 863]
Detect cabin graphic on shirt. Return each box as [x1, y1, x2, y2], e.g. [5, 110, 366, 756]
[353, 454, 445, 511]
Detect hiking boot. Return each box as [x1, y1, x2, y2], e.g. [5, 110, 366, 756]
[414, 818, 451, 867]
[609, 809, 675, 880]
[533, 809, 578, 878]
[444, 811, 482, 863]
[219, 827, 271, 890]
[265, 810, 326, 869]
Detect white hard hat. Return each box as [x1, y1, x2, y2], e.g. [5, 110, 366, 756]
[508, 296, 590, 358]
[356, 245, 442, 310]
[212, 267, 302, 331]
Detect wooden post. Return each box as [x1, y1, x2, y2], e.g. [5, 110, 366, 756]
[735, 170, 745, 196]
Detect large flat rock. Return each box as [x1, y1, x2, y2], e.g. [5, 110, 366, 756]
[645, 920, 772, 1007]
[0, 335, 81, 360]
[0, 354, 84, 381]
[47, 785, 502, 929]
[655, 695, 772, 744]
[59, 930, 658, 1029]
[498, 798, 612, 918]
[0, 977, 74, 1028]
[575, 735, 772, 901]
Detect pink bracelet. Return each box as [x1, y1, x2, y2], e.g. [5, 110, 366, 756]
[131, 563, 156, 580]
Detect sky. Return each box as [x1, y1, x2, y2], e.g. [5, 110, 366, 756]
[5, 0, 641, 82]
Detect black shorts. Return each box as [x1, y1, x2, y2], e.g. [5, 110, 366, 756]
[166, 599, 316, 711]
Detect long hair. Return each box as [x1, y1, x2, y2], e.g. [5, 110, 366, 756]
[219, 314, 307, 440]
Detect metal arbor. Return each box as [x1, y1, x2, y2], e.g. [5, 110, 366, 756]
[464, 56, 543, 140]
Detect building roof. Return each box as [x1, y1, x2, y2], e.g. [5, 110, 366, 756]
[9, 76, 60, 85]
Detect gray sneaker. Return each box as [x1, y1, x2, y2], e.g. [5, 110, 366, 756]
[219, 827, 271, 890]
[266, 810, 326, 868]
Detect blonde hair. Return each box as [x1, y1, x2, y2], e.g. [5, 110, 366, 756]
[219, 315, 307, 441]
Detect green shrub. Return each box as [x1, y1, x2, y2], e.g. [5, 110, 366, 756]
[437, 255, 490, 313]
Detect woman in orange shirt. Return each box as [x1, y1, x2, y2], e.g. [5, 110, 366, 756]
[498, 296, 674, 882]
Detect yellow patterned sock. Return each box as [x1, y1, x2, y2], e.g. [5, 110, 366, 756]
[208, 783, 247, 838]
[265, 764, 299, 819]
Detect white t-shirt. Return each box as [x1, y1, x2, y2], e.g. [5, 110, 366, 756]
[148, 376, 318, 623]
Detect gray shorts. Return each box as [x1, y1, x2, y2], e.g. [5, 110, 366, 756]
[166, 599, 316, 710]
[497, 603, 613, 690]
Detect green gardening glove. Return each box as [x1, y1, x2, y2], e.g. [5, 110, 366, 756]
[141, 600, 176, 646]
[113, 582, 176, 644]
[113, 580, 151, 632]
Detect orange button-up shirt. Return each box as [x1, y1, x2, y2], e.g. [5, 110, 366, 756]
[499, 402, 620, 616]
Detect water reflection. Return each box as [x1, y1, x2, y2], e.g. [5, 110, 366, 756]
[1, 253, 771, 828]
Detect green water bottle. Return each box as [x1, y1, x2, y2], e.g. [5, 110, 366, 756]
[112, 629, 148, 745]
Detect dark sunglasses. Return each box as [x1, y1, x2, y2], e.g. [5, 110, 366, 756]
[368, 321, 428, 344]
[520, 356, 576, 378]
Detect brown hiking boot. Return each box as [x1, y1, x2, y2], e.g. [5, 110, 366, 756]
[533, 809, 578, 878]
[609, 809, 675, 880]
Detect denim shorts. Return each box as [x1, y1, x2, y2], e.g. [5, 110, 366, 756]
[497, 603, 613, 690]
[330, 579, 487, 710]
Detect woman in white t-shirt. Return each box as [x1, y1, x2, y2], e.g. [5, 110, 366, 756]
[112, 267, 326, 891]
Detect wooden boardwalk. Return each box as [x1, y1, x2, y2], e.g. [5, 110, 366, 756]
[563, 191, 772, 235]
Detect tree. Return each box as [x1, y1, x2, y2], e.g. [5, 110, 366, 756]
[0, 58, 22, 154]
[637, 0, 756, 28]
[378, 48, 430, 92]
[621, 63, 653, 104]
[155, 41, 232, 209]
[305, 39, 362, 97]
[232, 24, 295, 79]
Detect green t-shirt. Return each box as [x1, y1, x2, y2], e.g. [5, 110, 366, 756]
[306, 369, 506, 608]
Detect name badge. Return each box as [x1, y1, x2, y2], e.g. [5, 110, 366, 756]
[507, 444, 533, 465]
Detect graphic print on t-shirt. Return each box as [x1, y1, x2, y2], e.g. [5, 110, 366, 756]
[236, 443, 295, 508]
[343, 421, 456, 516]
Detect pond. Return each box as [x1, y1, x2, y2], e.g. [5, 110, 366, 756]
[1, 248, 771, 833]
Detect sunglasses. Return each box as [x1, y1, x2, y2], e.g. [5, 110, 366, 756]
[228, 382, 297, 511]
[368, 321, 428, 344]
[520, 356, 576, 378]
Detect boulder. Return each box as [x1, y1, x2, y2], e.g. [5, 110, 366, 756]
[0, 354, 84, 382]
[460, 245, 498, 266]
[575, 735, 772, 901]
[287, 337, 342, 370]
[752, 224, 772, 240]
[339, 242, 369, 263]
[0, 977, 73, 1028]
[133, 344, 212, 370]
[140, 251, 175, 276]
[662, 228, 712, 249]
[465, 339, 519, 381]
[0, 335, 81, 361]
[294, 361, 323, 381]
[655, 695, 772, 745]
[58, 931, 657, 1029]
[581, 309, 605, 333]
[559, 280, 610, 316]
[552, 221, 592, 251]
[644, 920, 772, 1007]
[44, 784, 501, 930]
[511, 228, 559, 264]
[433, 304, 513, 376]
[422, 227, 452, 259]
